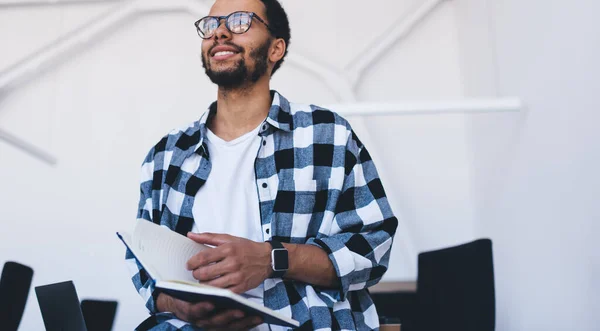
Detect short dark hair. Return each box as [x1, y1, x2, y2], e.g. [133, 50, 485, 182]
[259, 0, 291, 76]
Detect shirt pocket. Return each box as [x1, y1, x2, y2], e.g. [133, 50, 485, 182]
[278, 178, 329, 194]
[273, 179, 331, 239]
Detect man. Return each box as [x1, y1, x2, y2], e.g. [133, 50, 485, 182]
[127, 0, 398, 330]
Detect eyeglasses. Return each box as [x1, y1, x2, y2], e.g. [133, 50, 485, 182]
[194, 11, 272, 39]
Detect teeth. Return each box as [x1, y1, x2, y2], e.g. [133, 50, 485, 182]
[214, 51, 235, 57]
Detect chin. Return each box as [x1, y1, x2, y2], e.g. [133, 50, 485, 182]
[211, 67, 240, 76]
[211, 60, 239, 69]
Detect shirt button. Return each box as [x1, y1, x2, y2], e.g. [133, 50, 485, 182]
[262, 140, 267, 146]
[262, 125, 267, 131]
[262, 183, 268, 188]
[266, 228, 270, 234]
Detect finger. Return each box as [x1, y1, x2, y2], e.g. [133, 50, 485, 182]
[228, 316, 263, 330]
[205, 272, 240, 289]
[227, 284, 249, 295]
[188, 301, 215, 317]
[193, 259, 235, 282]
[171, 300, 214, 321]
[188, 232, 233, 246]
[208, 309, 245, 326]
[195, 309, 245, 328]
[187, 247, 227, 271]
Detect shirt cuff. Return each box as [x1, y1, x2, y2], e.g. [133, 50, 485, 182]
[305, 236, 356, 302]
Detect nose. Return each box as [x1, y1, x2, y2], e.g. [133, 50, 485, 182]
[213, 18, 231, 41]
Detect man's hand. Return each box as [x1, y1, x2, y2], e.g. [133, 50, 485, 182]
[156, 292, 263, 330]
[186, 233, 272, 294]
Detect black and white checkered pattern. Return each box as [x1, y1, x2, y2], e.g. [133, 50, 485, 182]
[126, 91, 398, 330]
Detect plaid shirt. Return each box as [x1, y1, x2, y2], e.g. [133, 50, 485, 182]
[127, 91, 398, 331]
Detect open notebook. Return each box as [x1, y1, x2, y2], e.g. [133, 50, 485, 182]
[117, 220, 299, 328]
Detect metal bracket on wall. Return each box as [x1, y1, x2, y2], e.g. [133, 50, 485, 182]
[329, 97, 522, 117]
[344, 0, 450, 89]
[0, 128, 57, 164]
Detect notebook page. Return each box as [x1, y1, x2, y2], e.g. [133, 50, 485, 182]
[119, 232, 163, 280]
[132, 220, 210, 283]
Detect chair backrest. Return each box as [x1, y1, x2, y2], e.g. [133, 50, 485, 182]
[81, 299, 118, 331]
[0, 261, 34, 331]
[35, 281, 88, 331]
[416, 238, 495, 331]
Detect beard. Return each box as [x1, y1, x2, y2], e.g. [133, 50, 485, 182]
[202, 39, 270, 89]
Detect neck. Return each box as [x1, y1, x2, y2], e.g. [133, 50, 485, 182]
[210, 78, 272, 141]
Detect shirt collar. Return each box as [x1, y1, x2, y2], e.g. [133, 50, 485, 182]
[195, 90, 293, 154]
[265, 90, 293, 132]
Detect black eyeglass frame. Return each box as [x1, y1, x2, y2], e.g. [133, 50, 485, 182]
[194, 11, 273, 39]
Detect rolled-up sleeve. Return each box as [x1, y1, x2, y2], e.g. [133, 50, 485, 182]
[125, 148, 159, 313]
[306, 130, 398, 302]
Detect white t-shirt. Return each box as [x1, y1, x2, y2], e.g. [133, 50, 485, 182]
[191, 123, 269, 330]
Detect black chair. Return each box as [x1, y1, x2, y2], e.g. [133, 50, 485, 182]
[372, 239, 495, 331]
[81, 299, 118, 331]
[0, 261, 34, 331]
[416, 238, 495, 331]
[373, 290, 417, 329]
[35, 281, 88, 331]
[35, 281, 119, 331]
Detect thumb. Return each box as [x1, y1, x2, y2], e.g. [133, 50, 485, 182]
[187, 232, 232, 246]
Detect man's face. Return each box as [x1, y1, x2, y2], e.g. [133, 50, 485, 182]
[201, 0, 272, 88]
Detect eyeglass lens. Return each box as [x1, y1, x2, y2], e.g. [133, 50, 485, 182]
[199, 12, 253, 38]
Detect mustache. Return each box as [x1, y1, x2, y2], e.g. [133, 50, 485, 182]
[208, 41, 244, 55]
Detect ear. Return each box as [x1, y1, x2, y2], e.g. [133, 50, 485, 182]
[269, 38, 286, 64]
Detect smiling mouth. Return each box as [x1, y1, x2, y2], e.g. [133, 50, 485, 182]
[210, 49, 242, 62]
[213, 51, 236, 57]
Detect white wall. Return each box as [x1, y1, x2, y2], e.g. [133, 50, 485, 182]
[462, 0, 600, 330]
[1, 0, 596, 330]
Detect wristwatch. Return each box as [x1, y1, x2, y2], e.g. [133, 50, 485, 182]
[267, 240, 289, 278]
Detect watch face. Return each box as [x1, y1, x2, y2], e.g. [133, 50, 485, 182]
[273, 249, 289, 270]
